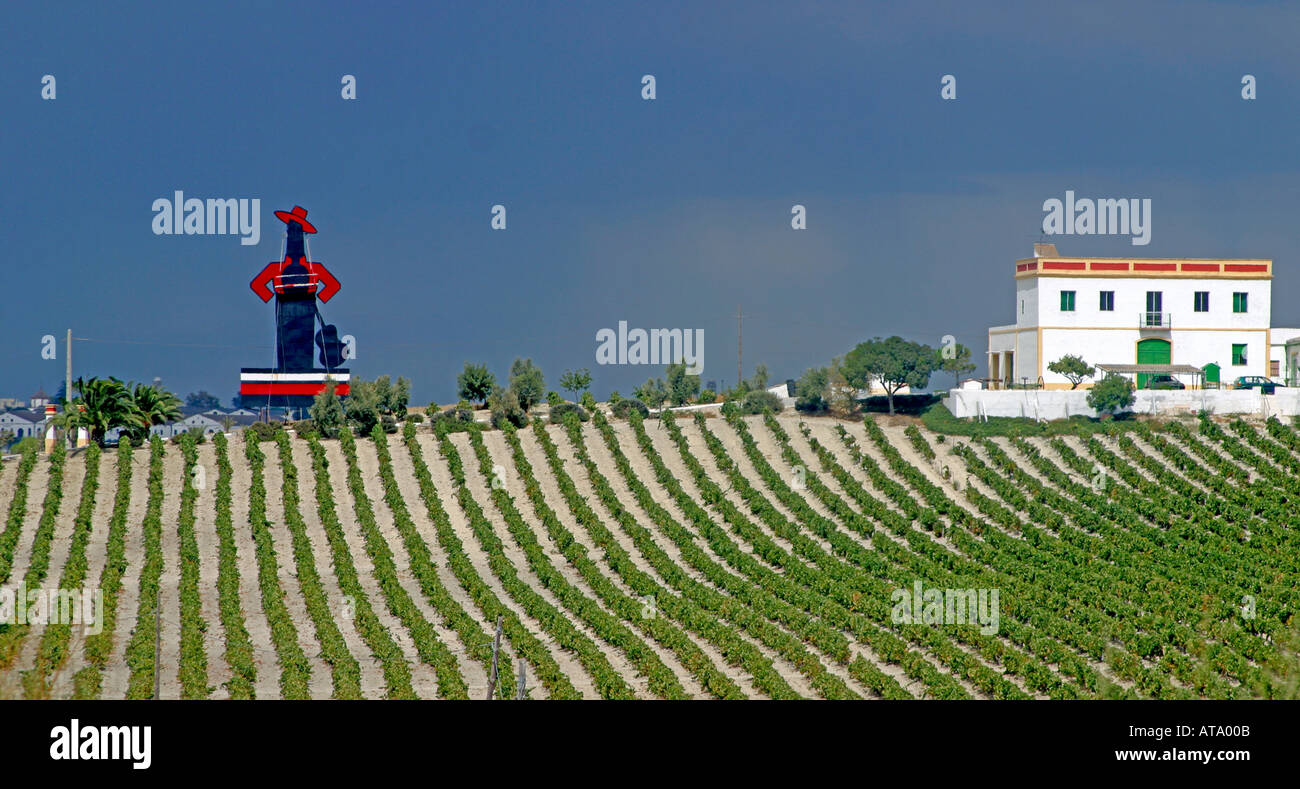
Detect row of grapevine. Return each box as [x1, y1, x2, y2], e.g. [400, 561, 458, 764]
[210, 433, 257, 698]
[336, 427, 467, 698]
[0, 447, 40, 586]
[73, 440, 134, 698]
[22, 444, 99, 697]
[176, 436, 210, 697]
[124, 438, 165, 698]
[400, 425, 576, 698]
[243, 435, 311, 699]
[509, 421, 745, 698]
[272, 432, 364, 698]
[435, 428, 635, 698]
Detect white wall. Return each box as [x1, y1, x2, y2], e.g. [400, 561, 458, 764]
[946, 388, 1298, 419]
[1032, 276, 1271, 330]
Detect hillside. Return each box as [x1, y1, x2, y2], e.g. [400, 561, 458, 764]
[0, 410, 1296, 700]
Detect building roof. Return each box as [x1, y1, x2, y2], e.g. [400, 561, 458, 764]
[1015, 257, 1272, 281]
[31, 389, 50, 399]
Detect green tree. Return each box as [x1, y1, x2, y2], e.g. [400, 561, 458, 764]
[457, 363, 496, 407]
[666, 362, 701, 406]
[841, 336, 938, 416]
[635, 377, 668, 410]
[55, 376, 134, 446]
[559, 368, 593, 402]
[310, 378, 346, 438]
[488, 386, 528, 428]
[1047, 354, 1095, 390]
[795, 366, 830, 413]
[124, 381, 182, 445]
[1087, 374, 1135, 417]
[938, 342, 978, 389]
[345, 379, 382, 435]
[185, 390, 221, 409]
[747, 364, 770, 392]
[508, 357, 545, 412]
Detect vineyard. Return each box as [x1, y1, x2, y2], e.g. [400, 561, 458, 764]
[0, 409, 1296, 700]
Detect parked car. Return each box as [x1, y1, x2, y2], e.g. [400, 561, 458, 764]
[1146, 375, 1185, 390]
[1233, 376, 1277, 390]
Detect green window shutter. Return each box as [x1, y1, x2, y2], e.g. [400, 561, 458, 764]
[1233, 292, 1248, 313]
[1232, 344, 1247, 365]
[1060, 291, 1075, 311]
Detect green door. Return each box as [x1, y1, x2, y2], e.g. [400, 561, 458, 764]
[1203, 362, 1220, 389]
[1137, 339, 1171, 389]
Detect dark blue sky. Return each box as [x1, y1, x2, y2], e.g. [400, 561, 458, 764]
[3, 0, 1298, 403]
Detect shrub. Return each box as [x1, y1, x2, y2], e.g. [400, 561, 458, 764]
[697, 389, 716, 404]
[549, 403, 590, 424]
[579, 391, 597, 411]
[290, 420, 318, 439]
[1087, 374, 1135, 417]
[741, 389, 784, 415]
[408, 413, 425, 424]
[547, 391, 563, 407]
[245, 421, 279, 442]
[611, 398, 649, 420]
[380, 414, 398, 434]
[489, 387, 529, 429]
[10, 436, 40, 454]
[172, 427, 207, 445]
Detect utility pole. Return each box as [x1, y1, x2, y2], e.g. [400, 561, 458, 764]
[515, 658, 526, 699]
[65, 330, 72, 405]
[486, 614, 503, 699]
[737, 305, 743, 389]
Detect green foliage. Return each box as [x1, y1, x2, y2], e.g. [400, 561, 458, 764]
[920, 402, 1134, 438]
[1048, 354, 1096, 389]
[488, 386, 529, 429]
[457, 363, 495, 406]
[697, 389, 717, 404]
[741, 389, 784, 414]
[549, 403, 590, 423]
[1087, 373, 1136, 415]
[560, 368, 593, 401]
[373, 375, 411, 417]
[666, 362, 701, 406]
[937, 342, 977, 388]
[634, 377, 668, 409]
[508, 357, 546, 412]
[185, 390, 221, 409]
[547, 391, 564, 407]
[245, 421, 280, 442]
[611, 398, 649, 419]
[795, 366, 829, 413]
[842, 336, 938, 415]
[580, 391, 598, 410]
[345, 378, 382, 434]
[310, 378, 346, 438]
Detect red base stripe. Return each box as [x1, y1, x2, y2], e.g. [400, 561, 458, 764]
[240, 383, 350, 395]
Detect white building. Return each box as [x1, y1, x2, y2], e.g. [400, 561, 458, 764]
[988, 244, 1300, 389]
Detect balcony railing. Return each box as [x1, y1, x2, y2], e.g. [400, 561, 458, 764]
[1140, 312, 1171, 328]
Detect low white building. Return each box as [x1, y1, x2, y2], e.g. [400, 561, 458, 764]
[988, 244, 1300, 389]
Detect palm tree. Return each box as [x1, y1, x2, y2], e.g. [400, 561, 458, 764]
[124, 382, 182, 444]
[57, 376, 135, 446]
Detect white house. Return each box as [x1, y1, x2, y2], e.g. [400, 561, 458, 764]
[988, 244, 1300, 389]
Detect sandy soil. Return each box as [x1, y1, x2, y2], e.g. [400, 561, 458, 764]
[155, 445, 183, 699]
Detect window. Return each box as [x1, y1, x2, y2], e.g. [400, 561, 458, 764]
[1060, 290, 1076, 311]
[1194, 291, 1209, 312]
[1232, 344, 1248, 365]
[1233, 292, 1248, 313]
[1270, 360, 1280, 377]
[1099, 291, 1114, 311]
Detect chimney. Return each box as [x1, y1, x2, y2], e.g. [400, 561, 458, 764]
[1033, 243, 1058, 258]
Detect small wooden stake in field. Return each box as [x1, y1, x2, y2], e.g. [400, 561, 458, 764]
[486, 615, 503, 699]
[515, 658, 526, 700]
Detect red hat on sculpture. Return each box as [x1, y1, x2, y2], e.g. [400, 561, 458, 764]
[274, 205, 317, 233]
